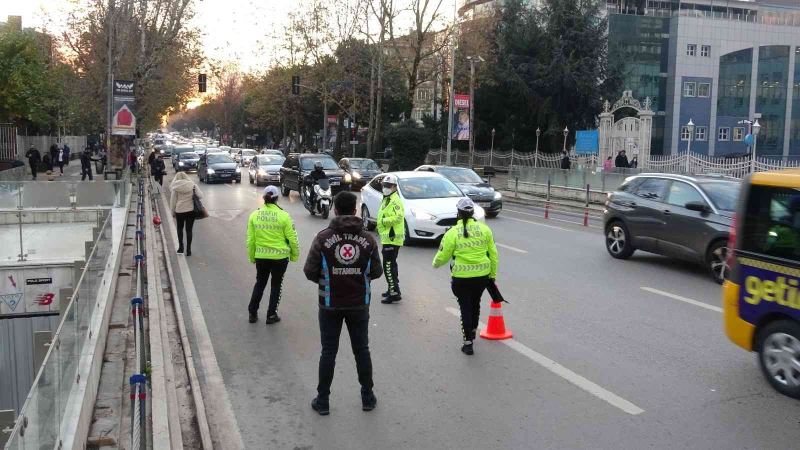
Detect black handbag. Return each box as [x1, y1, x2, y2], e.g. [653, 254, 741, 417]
[192, 187, 208, 219]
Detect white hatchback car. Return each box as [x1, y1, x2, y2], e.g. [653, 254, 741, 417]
[360, 171, 484, 243]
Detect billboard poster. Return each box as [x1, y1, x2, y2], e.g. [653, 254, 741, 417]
[0, 266, 73, 315]
[452, 94, 470, 141]
[112, 79, 136, 136]
[575, 130, 599, 154]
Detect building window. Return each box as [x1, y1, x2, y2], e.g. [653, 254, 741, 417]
[718, 127, 730, 141]
[683, 81, 696, 97]
[701, 45, 711, 57]
[687, 44, 696, 56]
[733, 127, 745, 141]
[698, 83, 711, 98]
[696, 126, 707, 141]
[681, 126, 692, 141]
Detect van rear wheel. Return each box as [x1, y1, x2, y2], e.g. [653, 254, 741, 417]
[757, 320, 800, 399]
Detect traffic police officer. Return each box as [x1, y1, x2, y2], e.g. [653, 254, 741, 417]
[433, 198, 499, 355]
[246, 185, 300, 324]
[376, 174, 404, 303]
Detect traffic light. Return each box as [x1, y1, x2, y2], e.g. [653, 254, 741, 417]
[291, 75, 300, 95]
[198, 73, 207, 93]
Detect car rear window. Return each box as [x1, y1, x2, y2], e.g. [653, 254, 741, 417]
[741, 185, 800, 262]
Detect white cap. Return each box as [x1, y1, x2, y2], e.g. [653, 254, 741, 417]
[263, 185, 280, 198]
[382, 174, 398, 185]
[456, 197, 475, 212]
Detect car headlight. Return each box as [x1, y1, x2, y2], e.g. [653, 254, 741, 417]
[258, 169, 266, 175]
[207, 168, 215, 174]
[352, 171, 361, 180]
[178, 161, 184, 166]
[411, 208, 437, 221]
[493, 191, 502, 200]
[235, 167, 241, 173]
[344, 173, 352, 183]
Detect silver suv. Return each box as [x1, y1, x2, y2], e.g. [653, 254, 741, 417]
[603, 174, 740, 283]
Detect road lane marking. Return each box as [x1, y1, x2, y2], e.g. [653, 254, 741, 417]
[445, 307, 645, 416]
[496, 243, 528, 254]
[502, 215, 571, 231]
[640, 287, 722, 313]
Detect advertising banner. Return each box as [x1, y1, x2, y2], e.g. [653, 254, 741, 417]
[0, 266, 73, 315]
[112, 79, 136, 136]
[452, 94, 470, 141]
[326, 115, 338, 146]
[575, 130, 599, 154]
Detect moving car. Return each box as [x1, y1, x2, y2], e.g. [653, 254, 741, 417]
[360, 171, 485, 244]
[174, 151, 200, 172]
[249, 154, 286, 186]
[280, 153, 351, 196]
[603, 173, 740, 283]
[415, 165, 502, 217]
[339, 158, 383, 190]
[171, 144, 194, 162]
[198, 153, 242, 183]
[723, 169, 800, 398]
[235, 149, 257, 166]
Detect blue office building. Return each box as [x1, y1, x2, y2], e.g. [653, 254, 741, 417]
[608, 0, 800, 157]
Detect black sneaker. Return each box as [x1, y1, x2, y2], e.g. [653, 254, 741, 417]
[176, 246, 184, 254]
[248, 313, 258, 324]
[461, 341, 474, 355]
[381, 292, 390, 298]
[381, 294, 402, 304]
[265, 314, 281, 325]
[311, 396, 330, 416]
[361, 390, 377, 412]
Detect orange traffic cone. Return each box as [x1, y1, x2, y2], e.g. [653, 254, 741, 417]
[480, 301, 513, 340]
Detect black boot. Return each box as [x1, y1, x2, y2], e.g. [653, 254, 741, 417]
[381, 292, 401, 304]
[311, 396, 330, 416]
[186, 247, 192, 256]
[461, 341, 474, 355]
[361, 389, 377, 412]
[265, 314, 281, 324]
[249, 312, 257, 324]
[176, 244, 184, 254]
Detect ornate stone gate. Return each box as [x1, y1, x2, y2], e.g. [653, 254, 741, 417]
[598, 91, 654, 164]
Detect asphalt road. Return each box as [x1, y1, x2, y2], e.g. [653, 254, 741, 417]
[158, 167, 799, 450]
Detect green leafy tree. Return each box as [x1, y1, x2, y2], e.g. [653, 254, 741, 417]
[387, 120, 433, 170]
[0, 31, 53, 127]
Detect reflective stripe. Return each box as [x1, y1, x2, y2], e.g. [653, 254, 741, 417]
[489, 307, 504, 317]
[364, 258, 371, 305]
[321, 254, 331, 307]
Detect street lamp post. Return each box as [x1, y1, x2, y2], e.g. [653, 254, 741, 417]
[445, 0, 458, 166]
[466, 55, 484, 169]
[685, 118, 695, 174]
[751, 119, 761, 173]
[534, 127, 541, 170]
[490, 128, 495, 167]
[562, 126, 569, 153]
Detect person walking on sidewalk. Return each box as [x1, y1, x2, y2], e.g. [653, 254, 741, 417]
[304, 191, 383, 416]
[246, 185, 299, 325]
[376, 174, 404, 304]
[80, 146, 94, 181]
[56, 145, 66, 175]
[433, 198, 499, 355]
[151, 154, 166, 186]
[25, 146, 41, 180]
[62, 143, 70, 165]
[48, 143, 58, 171]
[170, 172, 203, 256]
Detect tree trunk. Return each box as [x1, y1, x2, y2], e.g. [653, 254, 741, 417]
[366, 52, 376, 158]
[373, 53, 384, 157]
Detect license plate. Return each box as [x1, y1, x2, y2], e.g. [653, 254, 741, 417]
[220, 173, 231, 178]
[478, 202, 491, 208]
[330, 181, 340, 186]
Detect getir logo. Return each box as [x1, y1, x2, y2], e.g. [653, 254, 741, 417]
[744, 275, 800, 309]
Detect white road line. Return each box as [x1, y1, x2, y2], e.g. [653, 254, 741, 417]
[444, 307, 645, 416]
[640, 287, 722, 313]
[503, 215, 571, 231]
[496, 243, 528, 254]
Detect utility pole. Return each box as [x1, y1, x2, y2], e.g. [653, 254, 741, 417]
[468, 56, 475, 168]
[322, 93, 327, 153]
[106, 0, 115, 151]
[445, 0, 457, 165]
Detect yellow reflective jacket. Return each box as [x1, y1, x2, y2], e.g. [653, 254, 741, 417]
[376, 191, 405, 246]
[246, 203, 299, 263]
[432, 218, 498, 279]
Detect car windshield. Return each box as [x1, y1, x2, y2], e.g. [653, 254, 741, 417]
[207, 154, 234, 164]
[242, 150, 256, 156]
[350, 159, 379, 170]
[399, 177, 463, 199]
[256, 155, 285, 165]
[699, 181, 740, 211]
[180, 152, 199, 159]
[437, 167, 483, 183]
[300, 157, 338, 170]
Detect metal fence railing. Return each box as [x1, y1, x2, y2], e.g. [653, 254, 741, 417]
[4, 211, 113, 449]
[129, 177, 146, 450]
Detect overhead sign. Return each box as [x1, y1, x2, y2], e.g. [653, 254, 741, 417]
[575, 130, 599, 154]
[112, 79, 136, 136]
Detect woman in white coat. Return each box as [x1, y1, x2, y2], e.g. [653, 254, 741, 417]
[170, 172, 203, 256]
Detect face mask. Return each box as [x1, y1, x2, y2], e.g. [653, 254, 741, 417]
[382, 187, 393, 196]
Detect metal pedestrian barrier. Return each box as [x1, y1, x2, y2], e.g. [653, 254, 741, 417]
[129, 177, 147, 450]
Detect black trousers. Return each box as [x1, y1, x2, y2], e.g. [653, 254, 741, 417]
[382, 245, 400, 294]
[58, 161, 64, 174]
[175, 212, 195, 250]
[29, 162, 38, 179]
[452, 277, 488, 342]
[248, 258, 289, 316]
[317, 308, 373, 398]
[154, 173, 163, 185]
[81, 166, 93, 181]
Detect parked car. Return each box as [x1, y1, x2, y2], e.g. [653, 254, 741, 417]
[339, 158, 383, 190]
[198, 153, 242, 183]
[360, 171, 485, 245]
[415, 165, 502, 217]
[174, 151, 200, 172]
[280, 153, 351, 196]
[235, 149, 257, 166]
[261, 149, 284, 156]
[249, 154, 286, 186]
[603, 173, 740, 283]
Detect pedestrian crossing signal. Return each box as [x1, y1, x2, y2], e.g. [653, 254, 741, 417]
[198, 73, 207, 93]
[292, 75, 300, 95]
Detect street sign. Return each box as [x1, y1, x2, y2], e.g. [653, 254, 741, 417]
[349, 140, 359, 145]
[575, 130, 599, 154]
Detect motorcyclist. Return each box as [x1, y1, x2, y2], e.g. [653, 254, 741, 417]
[304, 161, 328, 208]
[377, 174, 405, 304]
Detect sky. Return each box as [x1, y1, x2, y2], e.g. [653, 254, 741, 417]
[0, 0, 294, 72]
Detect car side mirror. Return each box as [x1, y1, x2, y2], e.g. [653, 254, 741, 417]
[685, 201, 710, 213]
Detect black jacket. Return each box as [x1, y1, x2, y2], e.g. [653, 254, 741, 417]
[80, 151, 93, 169]
[304, 216, 383, 309]
[305, 168, 328, 185]
[560, 156, 571, 170]
[615, 154, 629, 168]
[152, 158, 166, 175]
[25, 148, 41, 164]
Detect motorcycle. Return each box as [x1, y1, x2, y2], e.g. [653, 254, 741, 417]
[301, 177, 332, 219]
